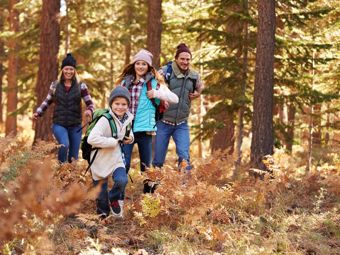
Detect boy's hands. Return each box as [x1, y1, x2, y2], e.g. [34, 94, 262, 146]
[122, 136, 133, 144]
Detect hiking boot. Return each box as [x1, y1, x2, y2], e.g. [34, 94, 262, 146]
[143, 179, 159, 194]
[96, 199, 110, 219]
[182, 169, 192, 185]
[97, 212, 109, 220]
[178, 159, 192, 172]
[110, 200, 122, 218]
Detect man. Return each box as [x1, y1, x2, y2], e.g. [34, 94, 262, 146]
[152, 43, 203, 171]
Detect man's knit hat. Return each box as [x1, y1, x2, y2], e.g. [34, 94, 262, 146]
[109, 86, 131, 107]
[61, 53, 77, 69]
[175, 43, 192, 58]
[132, 49, 153, 66]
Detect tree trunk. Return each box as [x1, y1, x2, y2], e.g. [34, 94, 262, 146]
[6, 0, 19, 136]
[235, 0, 249, 171]
[33, 0, 60, 143]
[312, 103, 322, 145]
[125, 40, 131, 66]
[324, 103, 330, 145]
[286, 103, 296, 153]
[124, 0, 133, 65]
[211, 110, 235, 155]
[306, 105, 313, 172]
[250, 0, 276, 169]
[146, 0, 162, 69]
[0, 14, 4, 123]
[64, 0, 70, 55]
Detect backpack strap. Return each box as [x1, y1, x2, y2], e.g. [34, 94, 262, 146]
[146, 80, 158, 109]
[83, 148, 99, 176]
[188, 77, 197, 93]
[164, 61, 197, 92]
[165, 61, 173, 85]
[101, 112, 118, 138]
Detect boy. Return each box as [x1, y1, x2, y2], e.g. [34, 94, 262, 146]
[88, 86, 134, 219]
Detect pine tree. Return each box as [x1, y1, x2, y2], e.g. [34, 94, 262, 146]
[33, 0, 60, 142]
[146, 0, 162, 68]
[0, 5, 4, 123]
[189, 0, 255, 156]
[6, 0, 19, 136]
[250, 0, 276, 169]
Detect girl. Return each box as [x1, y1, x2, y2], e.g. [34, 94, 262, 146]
[116, 49, 178, 192]
[33, 53, 94, 163]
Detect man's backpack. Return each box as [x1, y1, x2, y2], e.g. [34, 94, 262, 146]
[81, 109, 118, 174]
[164, 61, 197, 93]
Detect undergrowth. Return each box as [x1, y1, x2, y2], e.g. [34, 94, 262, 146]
[0, 137, 339, 255]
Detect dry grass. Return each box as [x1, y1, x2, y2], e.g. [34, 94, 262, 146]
[0, 137, 339, 255]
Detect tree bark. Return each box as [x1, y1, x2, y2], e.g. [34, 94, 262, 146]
[235, 0, 249, 170]
[124, 0, 133, 65]
[33, 0, 60, 143]
[312, 103, 322, 145]
[64, 0, 70, 55]
[286, 103, 296, 153]
[250, 0, 276, 169]
[211, 110, 235, 155]
[125, 39, 132, 66]
[6, 0, 19, 136]
[146, 0, 162, 69]
[0, 14, 4, 123]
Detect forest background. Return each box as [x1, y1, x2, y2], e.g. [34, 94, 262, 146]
[0, 0, 339, 254]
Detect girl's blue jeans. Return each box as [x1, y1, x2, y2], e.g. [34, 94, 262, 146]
[52, 123, 82, 163]
[122, 132, 153, 173]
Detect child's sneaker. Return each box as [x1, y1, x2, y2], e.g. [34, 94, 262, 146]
[143, 179, 159, 193]
[110, 200, 122, 218]
[118, 200, 124, 217]
[97, 212, 109, 220]
[96, 199, 110, 220]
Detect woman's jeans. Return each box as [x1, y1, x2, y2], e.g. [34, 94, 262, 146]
[52, 123, 82, 163]
[153, 121, 192, 170]
[122, 132, 153, 173]
[93, 167, 128, 215]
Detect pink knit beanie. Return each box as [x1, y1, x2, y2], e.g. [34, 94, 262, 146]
[132, 49, 153, 66]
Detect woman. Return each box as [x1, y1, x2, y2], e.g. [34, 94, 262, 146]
[116, 49, 178, 191]
[33, 53, 95, 163]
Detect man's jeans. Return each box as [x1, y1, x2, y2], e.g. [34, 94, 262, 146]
[93, 167, 128, 215]
[122, 132, 152, 173]
[52, 123, 82, 163]
[153, 121, 191, 170]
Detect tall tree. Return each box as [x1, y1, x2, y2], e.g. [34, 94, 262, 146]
[33, 0, 60, 142]
[235, 0, 249, 170]
[123, 0, 134, 65]
[250, 0, 276, 169]
[146, 0, 162, 68]
[0, 9, 4, 124]
[5, 0, 19, 136]
[189, 0, 255, 157]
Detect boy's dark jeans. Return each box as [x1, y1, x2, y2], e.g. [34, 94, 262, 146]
[93, 167, 127, 215]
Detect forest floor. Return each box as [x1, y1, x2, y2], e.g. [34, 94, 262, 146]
[0, 135, 339, 255]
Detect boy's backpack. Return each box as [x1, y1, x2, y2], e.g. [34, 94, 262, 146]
[164, 61, 197, 93]
[81, 109, 118, 174]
